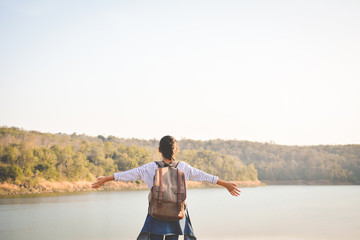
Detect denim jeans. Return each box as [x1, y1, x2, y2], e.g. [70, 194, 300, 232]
[149, 234, 179, 240]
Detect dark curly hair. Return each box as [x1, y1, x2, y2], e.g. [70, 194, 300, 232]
[159, 135, 178, 161]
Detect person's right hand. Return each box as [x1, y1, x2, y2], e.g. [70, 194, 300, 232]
[224, 181, 242, 197]
[217, 179, 242, 197]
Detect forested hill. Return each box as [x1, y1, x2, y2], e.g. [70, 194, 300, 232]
[114, 138, 360, 184]
[1, 127, 359, 185]
[179, 140, 360, 184]
[0, 127, 258, 185]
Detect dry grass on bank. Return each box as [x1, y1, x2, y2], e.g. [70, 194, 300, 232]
[0, 179, 263, 197]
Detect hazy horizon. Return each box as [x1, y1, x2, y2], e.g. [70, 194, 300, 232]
[1, 0, 359, 146]
[2, 125, 359, 147]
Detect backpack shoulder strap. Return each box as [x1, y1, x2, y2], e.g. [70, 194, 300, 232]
[154, 160, 181, 168]
[172, 161, 180, 168]
[155, 161, 166, 168]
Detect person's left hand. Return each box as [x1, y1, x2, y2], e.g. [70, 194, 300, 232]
[91, 176, 107, 189]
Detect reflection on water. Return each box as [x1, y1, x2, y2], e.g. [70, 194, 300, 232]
[0, 186, 359, 240]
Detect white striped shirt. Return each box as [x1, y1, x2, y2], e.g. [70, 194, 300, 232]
[113, 161, 218, 189]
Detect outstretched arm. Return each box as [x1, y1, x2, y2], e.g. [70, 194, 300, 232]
[92, 162, 153, 189]
[217, 179, 241, 197]
[91, 175, 114, 189]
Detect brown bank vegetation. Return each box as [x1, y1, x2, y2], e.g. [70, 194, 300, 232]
[0, 127, 261, 197]
[0, 180, 263, 197]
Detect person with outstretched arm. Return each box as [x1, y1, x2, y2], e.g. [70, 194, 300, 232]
[92, 135, 241, 240]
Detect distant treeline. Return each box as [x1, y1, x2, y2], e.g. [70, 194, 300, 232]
[0, 127, 258, 186]
[111, 137, 360, 184]
[180, 140, 360, 184]
[1, 127, 359, 185]
[69, 133, 360, 184]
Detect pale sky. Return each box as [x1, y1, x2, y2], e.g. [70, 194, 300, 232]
[1, 0, 359, 145]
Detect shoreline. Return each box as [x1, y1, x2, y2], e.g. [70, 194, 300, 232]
[0, 180, 264, 198]
[262, 180, 358, 185]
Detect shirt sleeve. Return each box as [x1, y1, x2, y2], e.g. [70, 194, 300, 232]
[179, 162, 218, 184]
[113, 162, 154, 182]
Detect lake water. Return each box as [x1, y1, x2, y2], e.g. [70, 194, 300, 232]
[0, 186, 359, 240]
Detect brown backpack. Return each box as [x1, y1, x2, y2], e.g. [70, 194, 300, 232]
[148, 161, 187, 221]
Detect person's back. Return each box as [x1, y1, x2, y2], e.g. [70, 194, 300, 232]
[148, 160, 186, 221]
